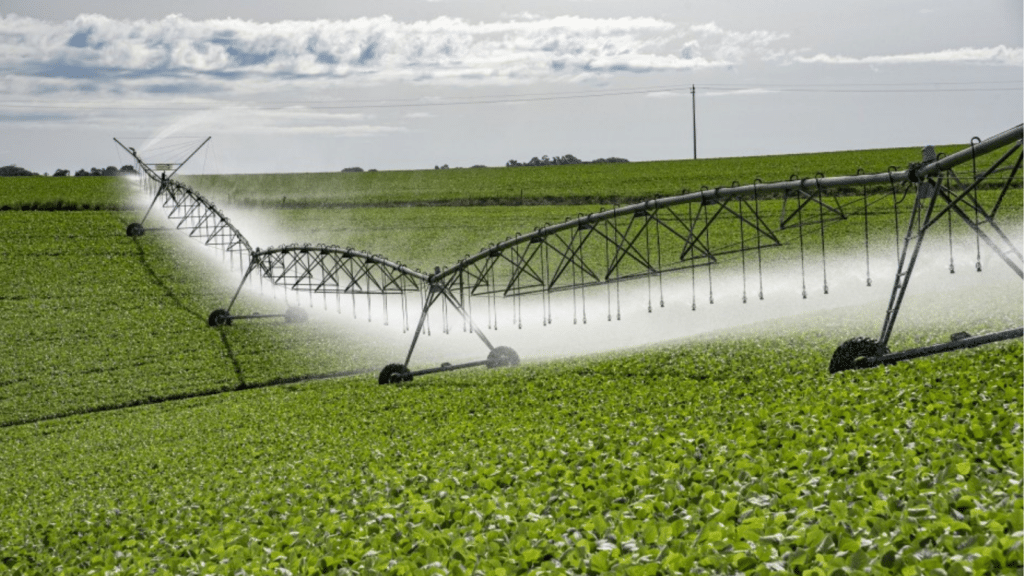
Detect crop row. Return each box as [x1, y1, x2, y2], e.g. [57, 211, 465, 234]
[0, 212, 395, 426]
[0, 327, 1019, 574]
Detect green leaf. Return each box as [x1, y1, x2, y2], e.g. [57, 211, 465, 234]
[590, 550, 611, 573]
[735, 555, 758, 571]
[848, 549, 869, 570]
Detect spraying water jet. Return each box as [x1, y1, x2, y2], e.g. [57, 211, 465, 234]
[114, 124, 1023, 382]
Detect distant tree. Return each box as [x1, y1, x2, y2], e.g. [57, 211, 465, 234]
[341, 167, 364, 173]
[506, 154, 628, 168]
[0, 165, 38, 176]
[119, 165, 137, 174]
[86, 166, 118, 176]
[53, 169, 70, 177]
[74, 169, 90, 177]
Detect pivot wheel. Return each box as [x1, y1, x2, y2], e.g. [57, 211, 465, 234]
[284, 307, 309, 324]
[208, 309, 233, 327]
[828, 337, 889, 373]
[379, 363, 412, 385]
[486, 346, 520, 369]
[126, 223, 145, 237]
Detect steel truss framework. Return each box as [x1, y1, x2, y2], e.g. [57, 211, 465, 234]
[116, 138, 253, 268]
[208, 245, 429, 328]
[115, 125, 1023, 382]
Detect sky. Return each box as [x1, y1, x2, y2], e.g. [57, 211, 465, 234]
[1, 0, 1021, 175]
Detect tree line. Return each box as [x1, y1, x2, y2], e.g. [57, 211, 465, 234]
[505, 154, 628, 167]
[0, 165, 138, 177]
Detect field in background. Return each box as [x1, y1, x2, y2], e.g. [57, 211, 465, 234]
[180, 144, 972, 207]
[0, 142, 1020, 574]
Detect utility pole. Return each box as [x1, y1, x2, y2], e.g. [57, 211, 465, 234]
[690, 84, 697, 160]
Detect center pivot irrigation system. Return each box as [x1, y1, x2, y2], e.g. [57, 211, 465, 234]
[115, 124, 1023, 384]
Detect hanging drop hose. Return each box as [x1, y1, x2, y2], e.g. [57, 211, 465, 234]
[795, 181, 808, 300]
[489, 264, 497, 331]
[655, 207, 664, 308]
[645, 215, 653, 313]
[704, 191, 714, 305]
[615, 225, 622, 321]
[464, 275, 471, 333]
[858, 169, 872, 287]
[541, 244, 548, 326]
[571, 234, 578, 325]
[516, 249, 523, 330]
[735, 181, 747, 304]
[402, 292, 409, 333]
[948, 191, 956, 274]
[754, 179, 765, 300]
[441, 293, 449, 334]
[605, 219, 613, 321]
[930, 156, 956, 275]
[815, 173, 829, 295]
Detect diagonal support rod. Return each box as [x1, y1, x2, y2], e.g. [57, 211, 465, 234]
[403, 281, 495, 367]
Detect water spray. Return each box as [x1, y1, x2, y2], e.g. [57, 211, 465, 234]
[114, 124, 1024, 383]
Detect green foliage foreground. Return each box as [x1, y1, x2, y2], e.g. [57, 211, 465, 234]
[0, 334, 1020, 575]
[0, 148, 1020, 575]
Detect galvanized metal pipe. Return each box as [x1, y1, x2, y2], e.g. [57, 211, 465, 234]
[436, 124, 1023, 282]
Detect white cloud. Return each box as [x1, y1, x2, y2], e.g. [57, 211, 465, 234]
[794, 46, 1023, 66]
[686, 21, 789, 64]
[0, 13, 784, 90]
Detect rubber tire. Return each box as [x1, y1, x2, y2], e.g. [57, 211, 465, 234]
[126, 223, 145, 237]
[208, 309, 233, 327]
[379, 363, 412, 385]
[284, 307, 309, 324]
[486, 346, 520, 369]
[828, 337, 889, 373]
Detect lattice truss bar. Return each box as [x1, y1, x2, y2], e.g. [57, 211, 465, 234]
[450, 196, 782, 301]
[247, 245, 427, 296]
[159, 181, 253, 261]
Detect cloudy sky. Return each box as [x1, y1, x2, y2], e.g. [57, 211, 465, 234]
[1, 1, 1021, 175]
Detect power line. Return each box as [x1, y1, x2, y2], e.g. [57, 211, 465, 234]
[0, 80, 1019, 112]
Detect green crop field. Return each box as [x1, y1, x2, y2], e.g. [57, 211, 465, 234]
[177, 144, 980, 209]
[0, 176, 134, 211]
[0, 143, 1020, 575]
